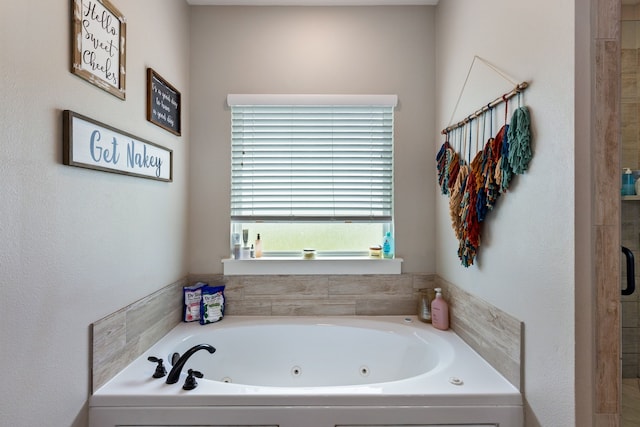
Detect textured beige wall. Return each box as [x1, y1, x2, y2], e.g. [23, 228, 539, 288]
[0, 2, 191, 426]
[187, 6, 436, 274]
[435, 0, 576, 426]
[621, 21, 640, 170]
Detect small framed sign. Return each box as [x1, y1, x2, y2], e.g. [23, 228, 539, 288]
[63, 110, 173, 182]
[147, 68, 181, 136]
[71, 0, 126, 100]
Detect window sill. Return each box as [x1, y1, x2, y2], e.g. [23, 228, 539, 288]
[222, 257, 403, 275]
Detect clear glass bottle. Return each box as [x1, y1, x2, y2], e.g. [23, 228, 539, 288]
[417, 288, 435, 323]
[232, 233, 241, 259]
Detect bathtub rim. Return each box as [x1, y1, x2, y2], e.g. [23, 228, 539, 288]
[90, 315, 522, 408]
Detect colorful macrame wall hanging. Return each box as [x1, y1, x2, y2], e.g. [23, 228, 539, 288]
[436, 56, 532, 267]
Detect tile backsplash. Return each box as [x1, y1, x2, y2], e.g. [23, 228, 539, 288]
[190, 273, 433, 316]
[91, 277, 187, 392]
[92, 273, 521, 392]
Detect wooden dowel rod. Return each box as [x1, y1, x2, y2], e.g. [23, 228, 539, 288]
[441, 82, 529, 135]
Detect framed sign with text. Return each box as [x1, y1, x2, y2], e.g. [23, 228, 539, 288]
[147, 68, 182, 136]
[71, 0, 126, 100]
[63, 110, 173, 182]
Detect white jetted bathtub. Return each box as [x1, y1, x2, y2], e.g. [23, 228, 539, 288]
[90, 316, 523, 427]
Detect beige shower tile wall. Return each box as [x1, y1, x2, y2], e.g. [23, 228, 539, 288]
[622, 45, 640, 170]
[621, 11, 640, 380]
[624, 4, 640, 21]
[622, 201, 640, 377]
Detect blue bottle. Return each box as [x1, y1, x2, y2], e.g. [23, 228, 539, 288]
[382, 232, 394, 259]
[622, 168, 636, 196]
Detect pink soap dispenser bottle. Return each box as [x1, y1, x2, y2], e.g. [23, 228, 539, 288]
[431, 288, 449, 330]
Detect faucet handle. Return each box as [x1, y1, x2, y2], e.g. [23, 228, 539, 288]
[171, 352, 180, 365]
[147, 356, 167, 378]
[183, 369, 204, 390]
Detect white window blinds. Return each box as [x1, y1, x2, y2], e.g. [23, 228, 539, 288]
[228, 94, 396, 222]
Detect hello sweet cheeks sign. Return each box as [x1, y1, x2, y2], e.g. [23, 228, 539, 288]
[71, 0, 126, 99]
[63, 110, 173, 182]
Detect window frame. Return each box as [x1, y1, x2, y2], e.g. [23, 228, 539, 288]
[225, 94, 401, 274]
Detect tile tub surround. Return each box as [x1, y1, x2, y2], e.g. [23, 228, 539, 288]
[92, 273, 522, 392]
[91, 277, 187, 392]
[188, 273, 435, 316]
[435, 276, 522, 391]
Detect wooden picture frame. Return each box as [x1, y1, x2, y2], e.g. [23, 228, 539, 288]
[71, 0, 126, 100]
[63, 110, 173, 182]
[147, 68, 182, 136]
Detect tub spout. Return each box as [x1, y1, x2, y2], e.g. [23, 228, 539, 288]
[166, 344, 216, 384]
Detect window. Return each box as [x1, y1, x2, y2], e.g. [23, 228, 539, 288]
[228, 94, 396, 258]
